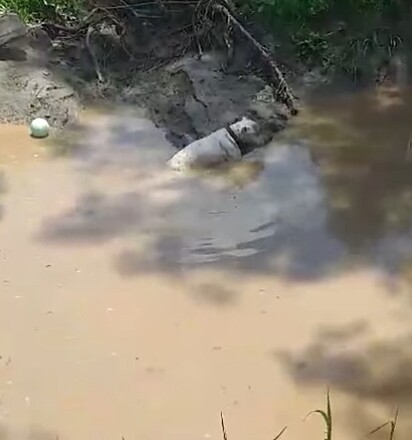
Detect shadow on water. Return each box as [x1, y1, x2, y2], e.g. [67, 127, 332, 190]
[37, 85, 412, 284]
[276, 319, 412, 438]
[40, 190, 145, 244]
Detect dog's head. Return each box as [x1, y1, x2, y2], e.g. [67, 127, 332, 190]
[229, 116, 259, 138]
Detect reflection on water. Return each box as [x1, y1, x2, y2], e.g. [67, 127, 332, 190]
[40, 115, 345, 279]
[283, 85, 412, 278]
[3, 91, 412, 440]
[3, 87, 412, 280]
[35, 87, 412, 281]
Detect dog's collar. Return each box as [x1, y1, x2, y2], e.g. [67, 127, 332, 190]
[225, 124, 247, 155]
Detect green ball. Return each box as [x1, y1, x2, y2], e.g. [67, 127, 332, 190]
[30, 118, 50, 138]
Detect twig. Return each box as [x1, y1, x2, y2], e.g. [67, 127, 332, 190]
[39, 7, 101, 36]
[273, 426, 287, 440]
[368, 407, 399, 440]
[213, 3, 298, 115]
[85, 26, 104, 82]
[98, 1, 198, 10]
[406, 134, 412, 161]
[220, 412, 228, 440]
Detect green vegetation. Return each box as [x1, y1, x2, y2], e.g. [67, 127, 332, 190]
[0, 0, 84, 22]
[0, 0, 408, 80]
[241, 0, 408, 80]
[221, 391, 399, 440]
[305, 388, 332, 440]
[246, 0, 399, 26]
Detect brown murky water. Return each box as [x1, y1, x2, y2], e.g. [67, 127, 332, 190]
[2, 88, 412, 440]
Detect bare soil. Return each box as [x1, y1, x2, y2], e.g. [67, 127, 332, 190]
[0, 13, 289, 147]
[0, 25, 80, 128]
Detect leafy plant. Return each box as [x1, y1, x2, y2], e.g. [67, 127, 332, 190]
[0, 0, 84, 22]
[293, 30, 331, 66]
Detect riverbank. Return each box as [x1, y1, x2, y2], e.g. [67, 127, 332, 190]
[1, 1, 410, 143]
[0, 0, 300, 147]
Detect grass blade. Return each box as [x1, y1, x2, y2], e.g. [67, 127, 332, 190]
[369, 421, 391, 437]
[220, 412, 228, 440]
[368, 407, 399, 440]
[273, 425, 287, 440]
[305, 389, 332, 440]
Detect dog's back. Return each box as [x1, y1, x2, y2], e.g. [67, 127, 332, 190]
[168, 128, 241, 171]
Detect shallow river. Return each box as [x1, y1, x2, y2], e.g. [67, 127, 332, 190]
[1, 86, 412, 440]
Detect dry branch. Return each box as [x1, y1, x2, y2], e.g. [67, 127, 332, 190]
[213, 3, 298, 115]
[86, 25, 104, 82]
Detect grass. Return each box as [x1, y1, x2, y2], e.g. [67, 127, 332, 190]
[368, 407, 399, 440]
[238, 0, 407, 80]
[0, 0, 407, 82]
[305, 388, 333, 440]
[221, 390, 399, 440]
[0, 0, 84, 22]
[243, 0, 399, 26]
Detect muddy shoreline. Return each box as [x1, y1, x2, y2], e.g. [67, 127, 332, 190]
[4, 11, 412, 440]
[0, 13, 295, 151]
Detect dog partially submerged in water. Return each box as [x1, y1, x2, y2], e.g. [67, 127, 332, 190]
[168, 116, 260, 171]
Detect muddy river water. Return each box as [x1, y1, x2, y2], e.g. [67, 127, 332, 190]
[2, 86, 412, 440]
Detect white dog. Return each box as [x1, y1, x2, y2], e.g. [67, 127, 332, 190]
[168, 117, 259, 171]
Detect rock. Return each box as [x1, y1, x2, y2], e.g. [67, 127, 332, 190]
[0, 13, 27, 47]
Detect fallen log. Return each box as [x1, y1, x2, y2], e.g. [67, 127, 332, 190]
[213, 4, 298, 115]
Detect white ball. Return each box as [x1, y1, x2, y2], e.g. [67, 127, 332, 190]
[30, 118, 50, 138]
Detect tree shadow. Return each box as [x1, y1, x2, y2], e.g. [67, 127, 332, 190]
[39, 118, 349, 282]
[34, 82, 412, 301]
[39, 190, 145, 244]
[192, 283, 237, 306]
[276, 321, 412, 438]
[282, 85, 412, 278]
